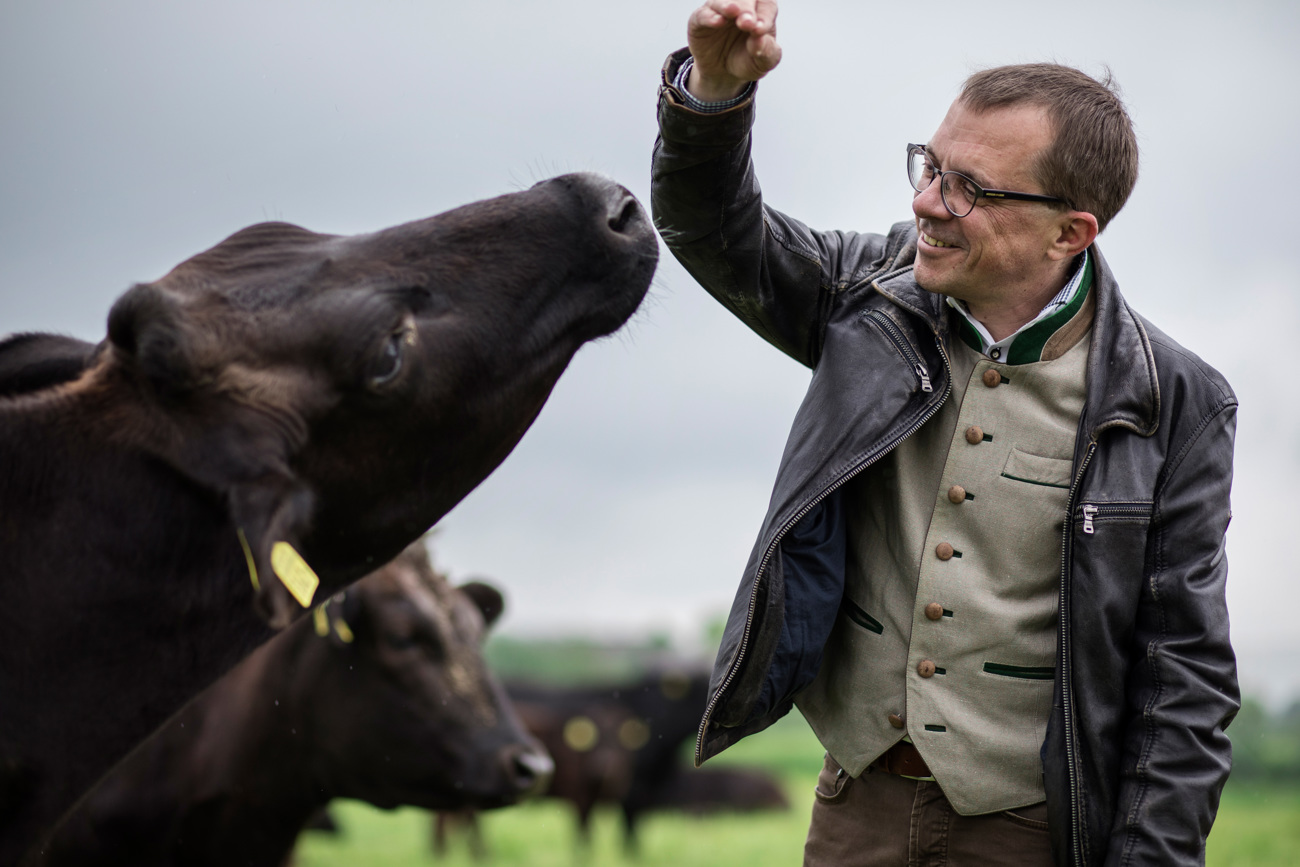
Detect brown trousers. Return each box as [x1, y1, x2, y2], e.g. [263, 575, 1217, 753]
[803, 754, 1056, 867]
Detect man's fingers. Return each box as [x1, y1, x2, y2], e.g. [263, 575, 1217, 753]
[688, 5, 727, 31]
[698, 0, 766, 32]
[688, 0, 781, 84]
[753, 0, 779, 33]
[747, 32, 782, 73]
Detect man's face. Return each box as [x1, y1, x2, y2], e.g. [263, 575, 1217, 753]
[912, 101, 1066, 310]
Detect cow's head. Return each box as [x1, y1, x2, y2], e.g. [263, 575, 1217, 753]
[512, 697, 641, 809]
[96, 173, 656, 625]
[294, 543, 551, 809]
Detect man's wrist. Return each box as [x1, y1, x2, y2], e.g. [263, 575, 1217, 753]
[688, 64, 747, 102]
[674, 57, 755, 113]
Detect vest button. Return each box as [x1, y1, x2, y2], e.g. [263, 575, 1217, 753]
[947, 485, 966, 504]
[924, 602, 944, 621]
[982, 368, 1002, 388]
[965, 425, 984, 445]
[917, 660, 937, 678]
[888, 713, 905, 729]
[935, 542, 954, 561]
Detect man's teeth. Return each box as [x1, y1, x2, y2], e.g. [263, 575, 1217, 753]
[924, 233, 953, 248]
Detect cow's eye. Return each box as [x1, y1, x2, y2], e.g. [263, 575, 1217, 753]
[367, 331, 407, 389]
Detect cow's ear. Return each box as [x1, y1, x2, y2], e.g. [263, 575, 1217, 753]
[458, 580, 505, 629]
[107, 283, 197, 397]
[229, 475, 318, 630]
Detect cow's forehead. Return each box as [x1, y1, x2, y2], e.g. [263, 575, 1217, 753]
[368, 551, 483, 639]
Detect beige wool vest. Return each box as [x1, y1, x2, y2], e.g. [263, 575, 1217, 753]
[796, 312, 1091, 816]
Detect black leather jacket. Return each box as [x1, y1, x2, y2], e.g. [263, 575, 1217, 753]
[652, 48, 1238, 866]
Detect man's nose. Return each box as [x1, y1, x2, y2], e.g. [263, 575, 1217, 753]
[911, 180, 950, 221]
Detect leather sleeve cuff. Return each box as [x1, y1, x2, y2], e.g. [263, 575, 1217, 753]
[657, 47, 757, 149]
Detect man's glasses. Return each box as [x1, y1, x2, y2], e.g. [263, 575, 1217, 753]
[907, 143, 1067, 218]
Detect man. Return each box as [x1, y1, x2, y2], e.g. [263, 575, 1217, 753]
[651, 2, 1239, 864]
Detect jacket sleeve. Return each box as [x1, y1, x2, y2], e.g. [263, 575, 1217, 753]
[651, 48, 897, 369]
[1106, 400, 1239, 865]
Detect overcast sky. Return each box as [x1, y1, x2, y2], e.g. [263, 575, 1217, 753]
[3, 1, 1297, 706]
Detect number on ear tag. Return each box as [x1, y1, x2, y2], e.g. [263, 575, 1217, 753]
[270, 541, 320, 608]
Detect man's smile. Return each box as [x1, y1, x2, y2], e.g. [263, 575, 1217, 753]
[920, 230, 960, 249]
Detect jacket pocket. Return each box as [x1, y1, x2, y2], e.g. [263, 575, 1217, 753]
[1077, 500, 1153, 535]
[860, 308, 932, 393]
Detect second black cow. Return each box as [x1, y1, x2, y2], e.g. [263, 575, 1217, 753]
[41, 543, 551, 867]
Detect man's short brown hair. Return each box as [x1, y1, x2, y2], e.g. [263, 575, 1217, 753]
[960, 63, 1138, 232]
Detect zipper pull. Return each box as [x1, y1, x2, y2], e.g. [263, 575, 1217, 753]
[914, 363, 933, 393]
[1082, 504, 1098, 535]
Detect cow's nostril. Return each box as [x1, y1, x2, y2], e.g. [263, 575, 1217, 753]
[510, 748, 554, 798]
[607, 195, 640, 235]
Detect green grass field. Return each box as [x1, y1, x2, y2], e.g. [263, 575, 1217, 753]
[294, 714, 1300, 866]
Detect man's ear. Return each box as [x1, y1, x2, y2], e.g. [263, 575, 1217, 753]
[1051, 210, 1099, 260]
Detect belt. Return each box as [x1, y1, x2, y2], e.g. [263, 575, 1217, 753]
[873, 740, 933, 778]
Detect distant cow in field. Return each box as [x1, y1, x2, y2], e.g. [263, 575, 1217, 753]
[0, 172, 656, 863]
[508, 668, 709, 846]
[41, 542, 551, 867]
[606, 667, 714, 849]
[435, 668, 769, 857]
[433, 686, 641, 857]
[508, 666, 718, 852]
[515, 696, 642, 844]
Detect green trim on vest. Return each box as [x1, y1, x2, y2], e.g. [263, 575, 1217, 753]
[983, 662, 1055, 680]
[844, 599, 884, 635]
[1006, 255, 1094, 365]
[999, 472, 1070, 489]
[949, 254, 1094, 364]
[954, 316, 985, 354]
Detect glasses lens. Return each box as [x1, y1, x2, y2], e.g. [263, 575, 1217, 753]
[940, 173, 978, 217]
[907, 149, 931, 193]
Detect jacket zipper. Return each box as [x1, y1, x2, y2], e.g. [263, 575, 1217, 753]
[1081, 501, 1150, 534]
[863, 309, 933, 392]
[1060, 442, 1097, 867]
[695, 328, 949, 766]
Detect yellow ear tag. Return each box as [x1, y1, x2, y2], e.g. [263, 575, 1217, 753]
[270, 541, 320, 608]
[332, 618, 355, 644]
[313, 604, 331, 637]
[236, 528, 261, 594]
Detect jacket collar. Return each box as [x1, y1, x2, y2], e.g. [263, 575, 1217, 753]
[874, 237, 1160, 440]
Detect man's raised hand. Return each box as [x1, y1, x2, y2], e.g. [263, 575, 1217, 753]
[686, 0, 782, 102]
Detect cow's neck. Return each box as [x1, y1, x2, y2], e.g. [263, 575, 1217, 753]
[185, 633, 332, 866]
[0, 389, 280, 863]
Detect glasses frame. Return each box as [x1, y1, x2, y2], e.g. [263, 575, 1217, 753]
[907, 143, 1068, 218]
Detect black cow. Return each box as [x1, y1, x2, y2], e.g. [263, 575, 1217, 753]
[514, 696, 640, 845]
[40, 542, 550, 867]
[607, 668, 713, 850]
[433, 688, 641, 858]
[495, 667, 710, 851]
[0, 173, 656, 863]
